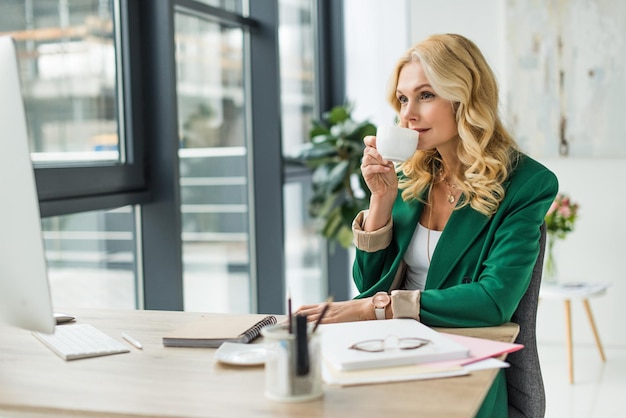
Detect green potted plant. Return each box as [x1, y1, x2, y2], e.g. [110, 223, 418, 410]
[295, 104, 377, 248]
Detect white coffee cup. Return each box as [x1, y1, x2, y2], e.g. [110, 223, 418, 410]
[376, 125, 419, 163]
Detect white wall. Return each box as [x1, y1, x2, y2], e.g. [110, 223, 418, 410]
[534, 158, 625, 347]
[408, 0, 505, 87]
[344, 0, 625, 347]
[344, 0, 410, 127]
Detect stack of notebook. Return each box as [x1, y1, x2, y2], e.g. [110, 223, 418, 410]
[318, 318, 522, 385]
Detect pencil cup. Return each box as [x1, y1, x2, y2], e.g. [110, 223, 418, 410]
[261, 323, 323, 402]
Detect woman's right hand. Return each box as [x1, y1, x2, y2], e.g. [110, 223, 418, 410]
[361, 135, 398, 198]
[360, 135, 399, 231]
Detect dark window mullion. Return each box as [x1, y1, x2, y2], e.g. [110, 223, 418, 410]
[315, 0, 350, 302]
[129, 0, 184, 311]
[248, 0, 285, 314]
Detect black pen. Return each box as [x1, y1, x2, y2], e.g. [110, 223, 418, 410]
[312, 296, 333, 333]
[287, 288, 293, 334]
[295, 314, 309, 376]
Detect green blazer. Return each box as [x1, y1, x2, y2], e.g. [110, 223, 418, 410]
[352, 154, 558, 418]
[354, 154, 558, 326]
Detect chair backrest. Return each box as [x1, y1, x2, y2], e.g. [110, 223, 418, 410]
[506, 222, 547, 418]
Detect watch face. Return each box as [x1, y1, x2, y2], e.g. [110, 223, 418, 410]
[372, 292, 390, 308]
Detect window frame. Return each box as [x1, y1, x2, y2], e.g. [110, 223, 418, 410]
[34, 0, 150, 218]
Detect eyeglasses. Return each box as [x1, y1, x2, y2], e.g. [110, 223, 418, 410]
[349, 335, 431, 353]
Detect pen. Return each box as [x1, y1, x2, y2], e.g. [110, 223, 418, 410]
[295, 314, 309, 376]
[287, 288, 293, 334]
[122, 332, 143, 350]
[312, 296, 333, 333]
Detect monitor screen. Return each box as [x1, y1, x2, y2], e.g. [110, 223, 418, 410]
[0, 36, 55, 334]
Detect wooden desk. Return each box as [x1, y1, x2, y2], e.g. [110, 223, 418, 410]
[0, 309, 519, 418]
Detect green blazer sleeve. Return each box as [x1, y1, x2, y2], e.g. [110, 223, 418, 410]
[352, 154, 559, 328]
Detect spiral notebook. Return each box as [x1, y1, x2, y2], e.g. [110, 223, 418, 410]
[162, 314, 277, 348]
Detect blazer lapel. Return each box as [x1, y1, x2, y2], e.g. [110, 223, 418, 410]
[426, 203, 490, 289]
[393, 196, 423, 252]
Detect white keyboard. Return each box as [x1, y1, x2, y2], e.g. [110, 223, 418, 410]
[33, 324, 130, 361]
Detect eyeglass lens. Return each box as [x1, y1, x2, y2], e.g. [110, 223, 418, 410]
[349, 336, 430, 352]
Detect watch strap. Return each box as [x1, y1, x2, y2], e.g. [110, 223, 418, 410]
[374, 307, 386, 320]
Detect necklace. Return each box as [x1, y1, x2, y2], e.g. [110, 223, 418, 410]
[426, 182, 434, 264]
[439, 169, 458, 205]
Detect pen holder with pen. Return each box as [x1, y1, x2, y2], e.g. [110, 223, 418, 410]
[261, 322, 322, 402]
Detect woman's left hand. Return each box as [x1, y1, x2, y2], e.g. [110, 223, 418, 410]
[296, 298, 374, 324]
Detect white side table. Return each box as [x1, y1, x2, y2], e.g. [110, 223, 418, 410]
[539, 281, 610, 383]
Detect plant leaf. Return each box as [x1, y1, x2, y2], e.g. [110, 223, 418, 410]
[309, 121, 330, 138]
[324, 160, 350, 194]
[309, 190, 339, 218]
[321, 206, 343, 239]
[336, 225, 354, 248]
[298, 144, 338, 163]
[356, 121, 377, 138]
[326, 105, 351, 125]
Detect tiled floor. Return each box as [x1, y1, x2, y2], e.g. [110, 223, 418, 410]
[539, 341, 626, 418]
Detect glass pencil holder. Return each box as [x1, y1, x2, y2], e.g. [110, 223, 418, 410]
[261, 323, 323, 402]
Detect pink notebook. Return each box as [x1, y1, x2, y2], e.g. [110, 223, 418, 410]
[429, 333, 523, 368]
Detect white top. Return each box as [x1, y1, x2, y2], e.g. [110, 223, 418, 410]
[403, 223, 442, 291]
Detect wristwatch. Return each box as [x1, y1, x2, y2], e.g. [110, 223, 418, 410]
[372, 291, 391, 320]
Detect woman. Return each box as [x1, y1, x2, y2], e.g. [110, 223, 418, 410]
[297, 34, 558, 417]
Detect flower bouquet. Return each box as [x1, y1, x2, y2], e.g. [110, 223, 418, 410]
[544, 193, 580, 282]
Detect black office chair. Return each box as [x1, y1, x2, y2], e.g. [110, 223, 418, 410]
[506, 222, 547, 418]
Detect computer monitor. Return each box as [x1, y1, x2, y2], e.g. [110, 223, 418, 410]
[0, 36, 55, 334]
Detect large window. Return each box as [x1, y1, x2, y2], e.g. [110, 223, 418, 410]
[42, 207, 138, 310]
[5, 0, 120, 162]
[1, 0, 142, 309]
[279, 0, 326, 308]
[174, 11, 251, 313]
[0, 0, 346, 314]
[2, 0, 147, 212]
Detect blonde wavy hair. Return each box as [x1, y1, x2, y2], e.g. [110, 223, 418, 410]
[388, 34, 519, 217]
